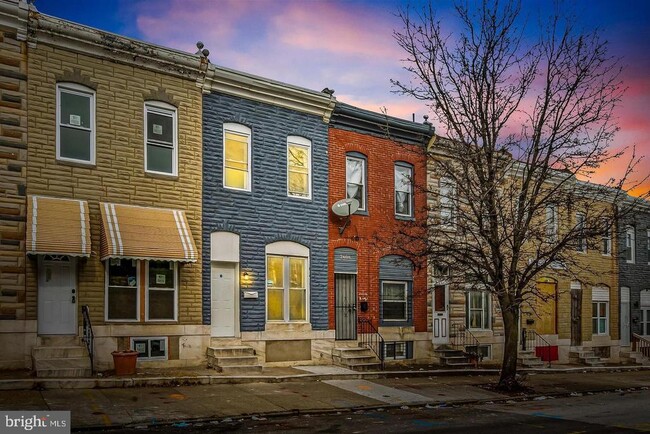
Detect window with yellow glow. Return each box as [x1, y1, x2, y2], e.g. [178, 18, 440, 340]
[266, 255, 307, 322]
[223, 124, 251, 190]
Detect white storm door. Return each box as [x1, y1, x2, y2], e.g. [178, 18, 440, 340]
[211, 262, 238, 337]
[38, 258, 77, 335]
[432, 283, 449, 344]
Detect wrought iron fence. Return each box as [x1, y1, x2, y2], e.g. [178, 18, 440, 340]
[357, 317, 385, 369]
[81, 305, 94, 374]
[632, 333, 650, 358]
[521, 328, 552, 367]
[450, 323, 482, 366]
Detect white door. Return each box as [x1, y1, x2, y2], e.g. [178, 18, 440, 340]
[432, 283, 449, 344]
[211, 262, 238, 337]
[621, 287, 631, 346]
[38, 257, 77, 335]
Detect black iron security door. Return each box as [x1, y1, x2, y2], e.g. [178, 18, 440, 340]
[335, 273, 357, 340]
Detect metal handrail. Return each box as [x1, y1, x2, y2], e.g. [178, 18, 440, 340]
[81, 305, 94, 374]
[521, 328, 553, 367]
[450, 323, 482, 366]
[632, 333, 650, 358]
[357, 317, 385, 369]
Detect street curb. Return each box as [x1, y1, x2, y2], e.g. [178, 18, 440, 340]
[1, 365, 647, 391]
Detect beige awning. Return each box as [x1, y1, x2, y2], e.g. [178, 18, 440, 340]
[99, 202, 197, 262]
[27, 195, 91, 257]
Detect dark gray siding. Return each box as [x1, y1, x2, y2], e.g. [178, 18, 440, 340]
[202, 92, 329, 331]
[334, 247, 357, 273]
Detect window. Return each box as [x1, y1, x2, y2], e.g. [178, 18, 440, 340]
[641, 290, 650, 336]
[467, 291, 490, 330]
[223, 123, 251, 191]
[146, 261, 177, 321]
[545, 205, 557, 242]
[106, 259, 138, 321]
[346, 154, 366, 211]
[131, 337, 167, 360]
[144, 102, 177, 175]
[440, 177, 456, 228]
[601, 219, 611, 255]
[56, 83, 95, 164]
[381, 281, 408, 321]
[625, 226, 635, 263]
[575, 213, 586, 252]
[592, 301, 608, 335]
[384, 341, 413, 360]
[465, 344, 491, 360]
[394, 163, 413, 217]
[287, 136, 311, 198]
[266, 242, 309, 322]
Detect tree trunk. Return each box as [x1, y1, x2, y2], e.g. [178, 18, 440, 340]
[499, 306, 520, 390]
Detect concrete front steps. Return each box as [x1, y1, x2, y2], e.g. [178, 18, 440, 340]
[434, 347, 474, 367]
[620, 348, 650, 366]
[569, 349, 606, 366]
[332, 346, 381, 371]
[206, 346, 262, 375]
[32, 336, 91, 378]
[518, 350, 545, 368]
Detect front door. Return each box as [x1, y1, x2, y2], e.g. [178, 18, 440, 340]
[38, 256, 77, 335]
[535, 280, 557, 335]
[335, 273, 357, 340]
[621, 287, 631, 346]
[211, 262, 238, 337]
[571, 284, 583, 346]
[432, 283, 449, 344]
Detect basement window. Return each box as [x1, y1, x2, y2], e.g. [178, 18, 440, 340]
[384, 341, 413, 360]
[131, 337, 168, 360]
[465, 344, 491, 360]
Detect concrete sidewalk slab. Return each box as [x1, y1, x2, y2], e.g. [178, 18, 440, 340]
[324, 379, 431, 405]
[373, 377, 507, 402]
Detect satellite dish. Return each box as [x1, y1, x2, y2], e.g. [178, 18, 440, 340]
[332, 198, 359, 234]
[332, 198, 359, 217]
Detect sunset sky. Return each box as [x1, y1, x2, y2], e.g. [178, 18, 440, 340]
[37, 0, 650, 196]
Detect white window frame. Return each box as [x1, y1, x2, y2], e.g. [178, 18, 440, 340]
[144, 101, 178, 176]
[625, 226, 635, 263]
[223, 123, 252, 192]
[56, 82, 96, 165]
[145, 261, 178, 322]
[575, 213, 586, 253]
[130, 336, 168, 360]
[466, 290, 491, 330]
[592, 301, 609, 335]
[105, 259, 140, 322]
[601, 219, 611, 256]
[381, 280, 408, 322]
[440, 177, 456, 229]
[545, 205, 558, 242]
[286, 136, 312, 199]
[346, 154, 366, 212]
[394, 163, 413, 218]
[265, 241, 310, 323]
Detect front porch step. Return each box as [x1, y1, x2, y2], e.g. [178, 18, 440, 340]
[32, 340, 91, 378]
[33, 357, 91, 378]
[569, 350, 606, 367]
[518, 350, 545, 368]
[206, 346, 262, 374]
[434, 347, 474, 367]
[332, 347, 381, 371]
[32, 346, 86, 359]
[620, 349, 650, 366]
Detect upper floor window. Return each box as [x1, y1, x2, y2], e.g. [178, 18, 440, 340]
[575, 213, 586, 252]
[625, 226, 635, 263]
[601, 219, 611, 256]
[287, 136, 311, 199]
[56, 83, 95, 165]
[545, 205, 557, 242]
[395, 163, 413, 218]
[346, 153, 366, 211]
[439, 177, 456, 228]
[223, 123, 251, 191]
[145, 102, 177, 176]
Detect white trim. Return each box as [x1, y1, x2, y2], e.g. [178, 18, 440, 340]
[264, 242, 310, 323]
[145, 261, 178, 322]
[105, 259, 140, 322]
[381, 280, 408, 322]
[394, 163, 413, 218]
[625, 225, 635, 263]
[30, 196, 38, 252]
[172, 210, 189, 260]
[144, 101, 178, 177]
[103, 203, 117, 256]
[466, 289, 491, 331]
[79, 200, 87, 255]
[286, 136, 312, 200]
[56, 82, 96, 165]
[130, 336, 168, 360]
[223, 123, 252, 192]
[346, 155, 366, 211]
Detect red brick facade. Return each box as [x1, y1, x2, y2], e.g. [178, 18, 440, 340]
[328, 127, 428, 333]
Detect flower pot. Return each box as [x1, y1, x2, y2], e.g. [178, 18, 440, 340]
[112, 350, 138, 375]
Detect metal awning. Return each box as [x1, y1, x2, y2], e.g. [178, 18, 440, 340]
[27, 195, 91, 257]
[99, 202, 197, 262]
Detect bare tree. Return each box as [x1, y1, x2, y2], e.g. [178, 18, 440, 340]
[389, 0, 646, 389]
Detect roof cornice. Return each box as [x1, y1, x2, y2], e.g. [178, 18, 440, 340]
[0, 0, 29, 39]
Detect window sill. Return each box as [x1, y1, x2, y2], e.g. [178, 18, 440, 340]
[224, 185, 252, 194]
[395, 215, 415, 221]
[56, 158, 96, 169]
[145, 171, 178, 181]
[287, 194, 312, 201]
[352, 210, 369, 216]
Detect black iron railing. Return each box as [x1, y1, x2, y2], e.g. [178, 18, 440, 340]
[632, 333, 650, 358]
[450, 323, 482, 366]
[81, 305, 94, 374]
[521, 328, 552, 367]
[358, 317, 385, 369]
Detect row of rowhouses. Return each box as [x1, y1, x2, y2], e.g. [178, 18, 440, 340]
[0, 0, 648, 375]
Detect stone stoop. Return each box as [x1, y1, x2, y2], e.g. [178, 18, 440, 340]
[433, 347, 474, 367]
[620, 348, 650, 366]
[332, 347, 381, 371]
[32, 337, 91, 378]
[206, 346, 263, 374]
[569, 349, 606, 366]
[517, 350, 545, 368]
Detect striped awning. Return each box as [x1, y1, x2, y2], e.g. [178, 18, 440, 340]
[27, 195, 91, 257]
[99, 202, 197, 262]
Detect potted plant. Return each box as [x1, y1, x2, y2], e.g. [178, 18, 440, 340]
[111, 349, 138, 375]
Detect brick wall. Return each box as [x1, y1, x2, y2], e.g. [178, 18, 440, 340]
[26, 44, 203, 325]
[328, 128, 428, 333]
[0, 24, 27, 320]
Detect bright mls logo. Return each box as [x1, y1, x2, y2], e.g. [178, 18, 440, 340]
[1, 412, 70, 433]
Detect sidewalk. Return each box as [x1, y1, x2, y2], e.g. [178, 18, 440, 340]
[0, 365, 648, 430]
